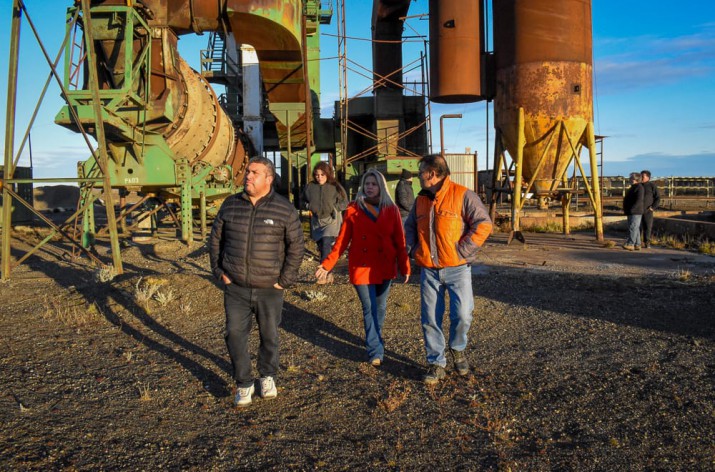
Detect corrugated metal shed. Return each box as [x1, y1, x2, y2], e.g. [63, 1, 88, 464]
[444, 153, 477, 191]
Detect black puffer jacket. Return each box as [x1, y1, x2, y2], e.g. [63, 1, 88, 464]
[623, 183, 645, 216]
[209, 190, 304, 289]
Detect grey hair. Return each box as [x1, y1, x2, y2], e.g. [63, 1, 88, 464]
[356, 168, 395, 209]
[248, 156, 276, 179]
[629, 172, 641, 183]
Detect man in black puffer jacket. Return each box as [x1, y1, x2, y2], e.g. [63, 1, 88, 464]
[209, 157, 304, 407]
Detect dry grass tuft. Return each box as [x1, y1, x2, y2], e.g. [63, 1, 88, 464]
[377, 381, 412, 413]
[697, 240, 715, 256]
[94, 264, 117, 283]
[657, 234, 687, 250]
[134, 277, 163, 307]
[42, 296, 102, 328]
[179, 301, 193, 315]
[671, 268, 692, 282]
[137, 383, 152, 402]
[154, 288, 176, 307]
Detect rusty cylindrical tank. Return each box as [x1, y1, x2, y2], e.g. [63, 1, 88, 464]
[85, 1, 248, 185]
[429, 0, 482, 103]
[493, 0, 593, 195]
[165, 58, 247, 184]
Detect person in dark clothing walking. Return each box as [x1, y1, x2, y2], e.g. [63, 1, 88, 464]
[640, 170, 660, 248]
[395, 168, 415, 222]
[302, 162, 348, 269]
[209, 157, 305, 407]
[622, 172, 645, 251]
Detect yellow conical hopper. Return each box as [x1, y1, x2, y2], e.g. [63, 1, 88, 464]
[494, 0, 593, 196]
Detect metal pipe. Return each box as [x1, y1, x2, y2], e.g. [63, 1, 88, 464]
[439, 113, 462, 156]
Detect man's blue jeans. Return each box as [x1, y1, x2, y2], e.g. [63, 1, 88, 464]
[354, 280, 392, 362]
[420, 264, 474, 367]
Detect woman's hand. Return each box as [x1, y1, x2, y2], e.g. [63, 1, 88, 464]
[403, 275, 410, 284]
[315, 266, 330, 281]
[221, 274, 232, 285]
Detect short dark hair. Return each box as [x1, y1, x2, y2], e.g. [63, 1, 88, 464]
[641, 170, 651, 178]
[629, 172, 641, 183]
[248, 156, 276, 179]
[419, 154, 450, 178]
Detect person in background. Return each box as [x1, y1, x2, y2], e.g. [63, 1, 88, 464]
[315, 169, 410, 367]
[622, 172, 645, 251]
[404, 154, 492, 385]
[395, 168, 415, 222]
[302, 162, 348, 282]
[640, 170, 661, 249]
[209, 157, 304, 407]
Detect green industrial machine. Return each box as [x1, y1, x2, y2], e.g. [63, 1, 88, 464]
[54, 0, 333, 248]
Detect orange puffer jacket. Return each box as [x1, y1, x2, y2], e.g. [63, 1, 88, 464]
[405, 177, 492, 269]
[321, 202, 410, 285]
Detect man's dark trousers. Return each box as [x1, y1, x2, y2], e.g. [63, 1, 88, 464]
[224, 284, 283, 388]
[641, 210, 654, 245]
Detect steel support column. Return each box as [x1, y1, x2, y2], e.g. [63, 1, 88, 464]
[1, 0, 22, 281]
[80, 0, 123, 273]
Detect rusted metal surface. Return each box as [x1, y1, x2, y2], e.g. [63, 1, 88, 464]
[494, 0, 593, 195]
[125, 0, 306, 147]
[165, 58, 247, 182]
[429, 0, 482, 103]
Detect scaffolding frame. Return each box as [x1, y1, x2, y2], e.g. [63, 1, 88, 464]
[335, 1, 431, 182]
[1, 0, 123, 280]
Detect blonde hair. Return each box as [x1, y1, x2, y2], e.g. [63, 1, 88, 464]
[356, 168, 396, 209]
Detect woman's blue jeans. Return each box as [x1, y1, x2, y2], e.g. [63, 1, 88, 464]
[626, 214, 642, 246]
[420, 264, 474, 367]
[354, 280, 392, 361]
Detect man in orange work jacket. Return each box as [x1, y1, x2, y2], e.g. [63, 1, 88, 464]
[404, 154, 493, 385]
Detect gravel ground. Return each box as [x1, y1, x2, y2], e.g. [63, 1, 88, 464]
[1, 228, 714, 470]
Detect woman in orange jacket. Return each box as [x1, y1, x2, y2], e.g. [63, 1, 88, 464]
[316, 169, 410, 366]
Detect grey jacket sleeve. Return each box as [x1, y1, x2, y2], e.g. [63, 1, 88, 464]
[278, 207, 306, 288]
[456, 190, 493, 262]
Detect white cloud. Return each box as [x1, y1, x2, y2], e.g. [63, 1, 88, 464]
[594, 27, 715, 93]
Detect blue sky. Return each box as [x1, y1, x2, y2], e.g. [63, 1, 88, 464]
[1, 1, 714, 180]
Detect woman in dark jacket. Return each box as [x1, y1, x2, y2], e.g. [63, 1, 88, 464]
[622, 172, 645, 250]
[302, 162, 348, 266]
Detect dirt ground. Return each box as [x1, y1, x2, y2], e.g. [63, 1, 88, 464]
[1, 226, 714, 471]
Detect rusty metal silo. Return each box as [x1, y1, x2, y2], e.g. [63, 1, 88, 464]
[493, 0, 593, 196]
[429, 0, 483, 103]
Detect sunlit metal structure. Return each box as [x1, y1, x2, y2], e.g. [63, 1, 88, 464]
[1, 0, 332, 280]
[489, 0, 603, 242]
[2, 0, 607, 280]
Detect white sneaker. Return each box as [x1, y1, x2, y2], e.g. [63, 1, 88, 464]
[234, 384, 255, 407]
[260, 376, 277, 399]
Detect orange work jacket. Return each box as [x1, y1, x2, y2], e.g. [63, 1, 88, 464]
[406, 177, 492, 269]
